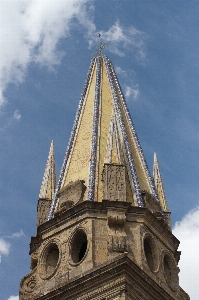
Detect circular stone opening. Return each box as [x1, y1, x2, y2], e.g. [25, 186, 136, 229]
[46, 243, 59, 277]
[163, 254, 178, 290]
[70, 230, 88, 264]
[164, 255, 171, 284]
[144, 238, 154, 271]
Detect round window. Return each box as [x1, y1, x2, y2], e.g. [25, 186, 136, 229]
[143, 235, 158, 272]
[38, 241, 60, 280]
[164, 255, 171, 284]
[46, 244, 59, 277]
[70, 230, 88, 264]
[144, 238, 153, 270]
[163, 254, 178, 291]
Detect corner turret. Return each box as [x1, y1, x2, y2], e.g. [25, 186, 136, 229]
[153, 152, 171, 228]
[37, 140, 56, 227]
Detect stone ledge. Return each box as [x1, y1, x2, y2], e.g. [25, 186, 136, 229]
[30, 201, 179, 255]
[32, 254, 187, 300]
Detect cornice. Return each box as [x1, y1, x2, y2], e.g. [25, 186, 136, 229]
[32, 201, 179, 254]
[34, 254, 175, 300]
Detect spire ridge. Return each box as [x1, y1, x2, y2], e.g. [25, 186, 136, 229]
[87, 56, 102, 201]
[48, 58, 95, 219]
[104, 56, 143, 207]
[108, 57, 159, 203]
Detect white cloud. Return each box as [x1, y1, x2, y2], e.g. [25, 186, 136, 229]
[125, 85, 139, 100]
[7, 296, 19, 300]
[0, 230, 24, 262]
[173, 207, 199, 300]
[0, 238, 10, 256]
[0, 0, 94, 106]
[5, 229, 24, 239]
[115, 66, 140, 101]
[0, 1, 145, 108]
[115, 66, 127, 77]
[13, 110, 21, 121]
[89, 21, 145, 59]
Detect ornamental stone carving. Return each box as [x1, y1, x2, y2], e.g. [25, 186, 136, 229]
[102, 164, 126, 201]
[107, 209, 126, 227]
[30, 252, 38, 269]
[108, 235, 127, 253]
[37, 199, 52, 227]
[24, 275, 36, 293]
[19, 269, 38, 299]
[57, 180, 86, 211]
[141, 190, 161, 213]
[107, 206, 127, 254]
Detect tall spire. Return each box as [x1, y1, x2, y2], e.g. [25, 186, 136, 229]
[48, 55, 159, 219]
[153, 152, 171, 227]
[20, 54, 189, 300]
[39, 140, 56, 200]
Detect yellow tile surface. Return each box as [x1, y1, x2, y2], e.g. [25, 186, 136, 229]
[62, 65, 97, 195]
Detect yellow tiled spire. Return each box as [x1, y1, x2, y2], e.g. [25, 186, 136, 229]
[39, 140, 56, 200]
[48, 55, 159, 219]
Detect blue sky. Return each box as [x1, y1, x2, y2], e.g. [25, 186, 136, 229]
[0, 1, 199, 299]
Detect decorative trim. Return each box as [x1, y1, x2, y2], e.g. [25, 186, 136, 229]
[48, 58, 95, 219]
[114, 112, 122, 164]
[104, 110, 114, 164]
[103, 56, 143, 207]
[108, 57, 159, 203]
[87, 56, 102, 201]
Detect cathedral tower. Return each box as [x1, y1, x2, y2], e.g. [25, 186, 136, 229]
[19, 52, 189, 299]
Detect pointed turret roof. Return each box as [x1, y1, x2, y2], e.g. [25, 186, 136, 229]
[153, 152, 169, 212]
[153, 152, 171, 228]
[48, 55, 159, 219]
[39, 140, 56, 200]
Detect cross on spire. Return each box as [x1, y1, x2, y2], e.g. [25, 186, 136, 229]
[91, 39, 109, 57]
[97, 41, 109, 56]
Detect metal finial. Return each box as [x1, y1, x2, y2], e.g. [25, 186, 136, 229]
[97, 41, 109, 56]
[91, 40, 109, 57]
